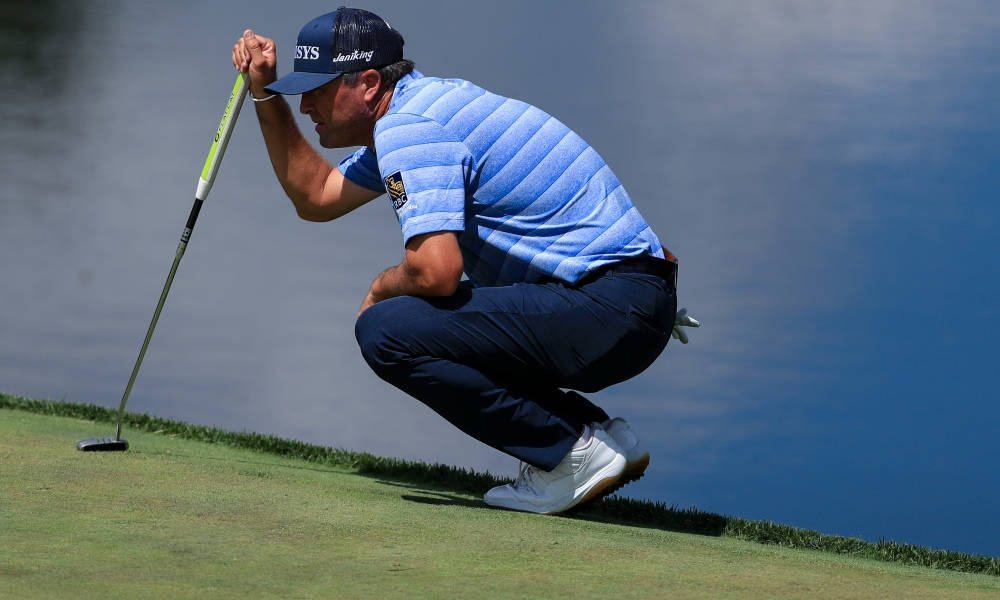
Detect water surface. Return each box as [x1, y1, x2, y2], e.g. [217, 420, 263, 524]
[1, 0, 998, 556]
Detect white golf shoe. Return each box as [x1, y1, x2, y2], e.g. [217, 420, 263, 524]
[483, 424, 626, 514]
[603, 417, 650, 484]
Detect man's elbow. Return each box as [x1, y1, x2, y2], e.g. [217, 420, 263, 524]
[429, 274, 461, 297]
[291, 193, 337, 222]
[411, 262, 463, 297]
[423, 269, 462, 297]
[295, 205, 334, 222]
[402, 231, 464, 297]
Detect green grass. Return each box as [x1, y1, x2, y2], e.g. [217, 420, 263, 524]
[1, 392, 998, 599]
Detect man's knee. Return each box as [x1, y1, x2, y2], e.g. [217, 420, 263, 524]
[354, 297, 421, 376]
[355, 301, 390, 370]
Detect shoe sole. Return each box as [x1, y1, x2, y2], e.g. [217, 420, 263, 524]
[604, 452, 649, 497]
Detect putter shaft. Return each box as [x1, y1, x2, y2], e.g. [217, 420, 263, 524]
[110, 72, 248, 441]
[114, 231, 190, 440]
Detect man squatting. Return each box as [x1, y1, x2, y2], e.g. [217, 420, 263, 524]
[232, 7, 698, 514]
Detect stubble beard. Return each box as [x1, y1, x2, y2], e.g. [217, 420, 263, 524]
[317, 113, 371, 149]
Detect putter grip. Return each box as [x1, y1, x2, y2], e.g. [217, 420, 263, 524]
[196, 72, 249, 201]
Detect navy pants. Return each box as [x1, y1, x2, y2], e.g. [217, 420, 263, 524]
[355, 269, 676, 470]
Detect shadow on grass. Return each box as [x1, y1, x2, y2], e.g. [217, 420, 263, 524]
[374, 476, 729, 536]
[401, 493, 484, 510]
[141, 449, 354, 477]
[3, 393, 998, 577]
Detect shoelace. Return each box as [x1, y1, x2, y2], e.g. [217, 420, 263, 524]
[511, 461, 538, 492]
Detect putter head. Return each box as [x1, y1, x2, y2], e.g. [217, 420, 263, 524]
[77, 437, 129, 452]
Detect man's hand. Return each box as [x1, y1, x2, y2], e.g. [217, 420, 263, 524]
[232, 29, 277, 98]
[358, 289, 378, 318]
[672, 308, 701, 344]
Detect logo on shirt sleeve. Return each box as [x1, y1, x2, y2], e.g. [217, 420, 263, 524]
[384, 171, 408, 210]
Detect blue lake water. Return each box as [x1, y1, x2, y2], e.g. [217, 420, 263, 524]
[1, 0, 998, 556]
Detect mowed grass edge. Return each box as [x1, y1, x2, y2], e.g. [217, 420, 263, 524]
[2, 391, 997, 577]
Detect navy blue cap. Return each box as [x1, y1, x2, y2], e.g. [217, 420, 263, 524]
[265, 7, 404, 95]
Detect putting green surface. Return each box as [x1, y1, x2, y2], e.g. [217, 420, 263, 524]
[2, 408, 997, 599]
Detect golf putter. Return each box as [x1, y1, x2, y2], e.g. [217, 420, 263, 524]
[78, 72, 249, 451]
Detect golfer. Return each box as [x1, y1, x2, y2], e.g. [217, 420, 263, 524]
[233, 7, 696, 514]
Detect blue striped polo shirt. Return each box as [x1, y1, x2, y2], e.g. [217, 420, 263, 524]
[339, 70, 666, 287]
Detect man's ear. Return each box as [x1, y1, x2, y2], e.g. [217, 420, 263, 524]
[360, 69, 383, 102]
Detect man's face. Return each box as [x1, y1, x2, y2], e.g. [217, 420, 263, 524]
[299, 76, 372, 148]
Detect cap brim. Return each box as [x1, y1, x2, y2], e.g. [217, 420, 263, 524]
[264, 71, 342, 95]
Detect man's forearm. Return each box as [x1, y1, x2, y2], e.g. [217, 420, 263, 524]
[359, 263, 419, 316]
[370, 262, 434, 303]
[253, 97, 332, 215]
[361, 260, 459, 316]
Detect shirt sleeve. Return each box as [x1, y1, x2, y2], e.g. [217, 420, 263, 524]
[338, 147, 385, 193]
[373, 113, 472, 245]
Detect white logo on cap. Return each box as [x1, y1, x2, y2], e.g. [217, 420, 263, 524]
[331, 49, 374, 63]
[295, 45, 320, 60]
